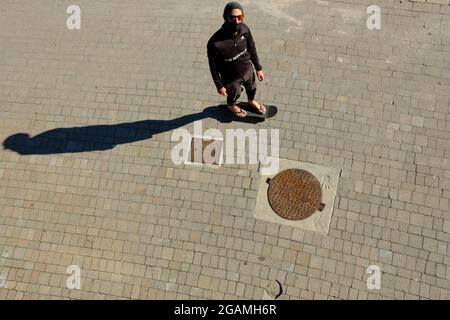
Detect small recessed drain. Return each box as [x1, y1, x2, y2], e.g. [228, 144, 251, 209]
[264, 280, 282, 299]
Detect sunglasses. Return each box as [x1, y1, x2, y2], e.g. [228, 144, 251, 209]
[229, 14, 244, 21]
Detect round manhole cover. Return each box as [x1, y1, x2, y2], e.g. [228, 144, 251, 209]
[266, 169, 325, 220]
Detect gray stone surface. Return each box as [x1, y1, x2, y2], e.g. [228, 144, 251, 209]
[0, 0, 449, 300]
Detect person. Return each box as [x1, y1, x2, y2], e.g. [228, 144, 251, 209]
[207, 2, 266, 117]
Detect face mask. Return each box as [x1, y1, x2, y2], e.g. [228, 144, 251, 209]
[225, 22, 242, 34]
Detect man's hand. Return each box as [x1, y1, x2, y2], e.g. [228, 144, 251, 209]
[217, 87, 228, 96]
[257, 70, 264, 81]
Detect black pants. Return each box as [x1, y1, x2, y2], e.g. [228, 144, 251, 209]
[225, 66, 257, 106]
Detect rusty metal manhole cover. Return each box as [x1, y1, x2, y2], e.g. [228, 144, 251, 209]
[266, 169, 325, 221]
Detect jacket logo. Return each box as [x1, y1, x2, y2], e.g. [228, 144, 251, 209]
[224, 48, 247, 62]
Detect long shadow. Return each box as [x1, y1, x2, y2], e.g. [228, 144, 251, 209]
[2, 105, 264, 155]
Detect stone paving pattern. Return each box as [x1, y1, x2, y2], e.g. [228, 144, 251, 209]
[0, 0, 449, 299]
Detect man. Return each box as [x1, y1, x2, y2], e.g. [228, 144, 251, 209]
[207, 2, 265, 117]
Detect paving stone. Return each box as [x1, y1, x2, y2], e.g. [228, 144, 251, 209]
[0, 0, 449, 301]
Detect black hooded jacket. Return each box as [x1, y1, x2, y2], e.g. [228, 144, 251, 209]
[207, 23, 262, 90]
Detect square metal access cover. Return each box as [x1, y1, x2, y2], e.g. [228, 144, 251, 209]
[187, 136, 223, 166]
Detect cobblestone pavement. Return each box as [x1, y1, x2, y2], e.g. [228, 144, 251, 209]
[0, 0, 449, 299]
